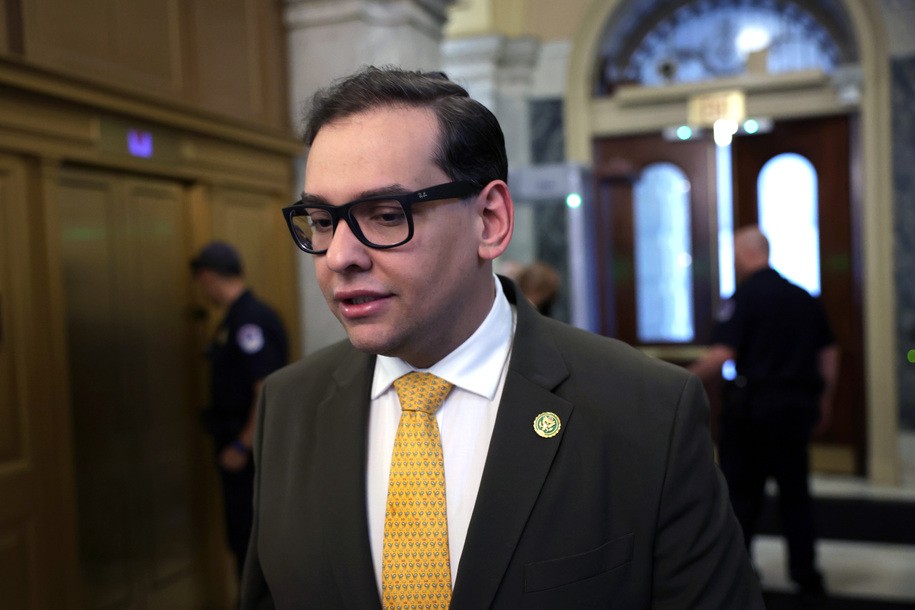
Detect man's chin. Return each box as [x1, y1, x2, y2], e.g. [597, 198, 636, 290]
[343, 329, 393, 356]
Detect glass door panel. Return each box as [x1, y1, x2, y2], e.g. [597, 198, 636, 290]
[757, 153, 822, 295]
[634, 163, 695, 342]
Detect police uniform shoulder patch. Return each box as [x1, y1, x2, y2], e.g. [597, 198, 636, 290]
[237, 324, 265, 354]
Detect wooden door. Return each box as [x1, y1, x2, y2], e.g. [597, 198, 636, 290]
[57, 169, 207, 609]
[592, 133, 717, 357]
[732, 114, 865, 474]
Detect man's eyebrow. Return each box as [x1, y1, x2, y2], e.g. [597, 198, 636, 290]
[298, 193, 330, 206]
[298, 184, 413, 206]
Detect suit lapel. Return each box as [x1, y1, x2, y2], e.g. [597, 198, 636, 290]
[316, 349, 382, 609]
[451, 281, 573, 609]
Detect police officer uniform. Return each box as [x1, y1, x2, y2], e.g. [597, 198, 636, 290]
[192, 241, 288, 580]
[206, 290, 288, 449]
[712, 266, 834, 592]
[205, 288, 287, 576]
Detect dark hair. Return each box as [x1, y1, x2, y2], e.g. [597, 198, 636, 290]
[190, 241, 243, 277]
[302, 66, 508, 185]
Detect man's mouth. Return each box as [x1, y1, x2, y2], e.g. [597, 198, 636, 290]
[348, 296, 380, 305]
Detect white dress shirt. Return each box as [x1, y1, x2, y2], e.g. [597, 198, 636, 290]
[366, 276, 515, 593]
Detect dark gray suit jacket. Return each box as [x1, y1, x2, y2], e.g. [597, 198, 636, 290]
[241, 278, 763, 609]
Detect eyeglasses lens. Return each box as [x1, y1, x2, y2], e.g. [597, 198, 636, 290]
[291, 199, 410, 252]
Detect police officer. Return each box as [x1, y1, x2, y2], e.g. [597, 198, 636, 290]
[690, 226, 838, 599]
[191, 241, 288, 581]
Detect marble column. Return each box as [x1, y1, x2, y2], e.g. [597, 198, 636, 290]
[441, 34, 539, 168]
[891, 54, 915, 431]
[882, 0, 915, 434]
[283, 0, 454, 354]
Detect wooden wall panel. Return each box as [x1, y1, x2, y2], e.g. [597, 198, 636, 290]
[186, 0, 287, 128]
[0, 155, 57, 610]
[0, 198, 24, 464]
[23, 0, 184, 96]
[0, 158, 33, 608]
[259, 0, 289, 131]
[0, 0, 9, 52]
[111, 1, 184, 89]
[0, 525, 32, 610]
[16, 0, 289, 130]
[188, 0, 258, 122]
[0, 159, 28, 467]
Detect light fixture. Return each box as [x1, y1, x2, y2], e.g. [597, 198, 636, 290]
[713, 118, 739, 147]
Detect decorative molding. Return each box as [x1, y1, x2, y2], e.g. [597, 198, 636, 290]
[588, 73, 855, 137]
[284, 0, 451, 39]
[614, 69, 831, 106]
[0, 70, 297, 194]
[0, 58, 301, 158]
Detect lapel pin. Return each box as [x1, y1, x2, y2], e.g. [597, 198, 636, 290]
[533, 412, 561, 438]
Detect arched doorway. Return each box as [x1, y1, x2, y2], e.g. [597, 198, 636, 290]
[565, 0, 897, 482]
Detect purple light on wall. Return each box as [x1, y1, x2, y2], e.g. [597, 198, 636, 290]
[127, 130, 153, 158]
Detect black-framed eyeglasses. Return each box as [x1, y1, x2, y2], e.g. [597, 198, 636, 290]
[282, 181, 481, 254]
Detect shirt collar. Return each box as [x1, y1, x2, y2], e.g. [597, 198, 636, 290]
[372, 275, 514, 400]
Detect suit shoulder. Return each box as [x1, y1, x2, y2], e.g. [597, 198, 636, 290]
[265, 339, 360, 388]
[531, 319, 701, 437]
[543, 317, 691, 388]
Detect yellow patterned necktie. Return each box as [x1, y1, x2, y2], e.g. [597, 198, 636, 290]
[382, 372, 455, 609]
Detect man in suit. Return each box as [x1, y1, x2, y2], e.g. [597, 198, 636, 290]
[241, 66, 762, 609]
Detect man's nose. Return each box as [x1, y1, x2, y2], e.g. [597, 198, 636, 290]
[323, 219, 371, 272]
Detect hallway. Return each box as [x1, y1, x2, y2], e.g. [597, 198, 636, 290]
[756, 442, 915, 608]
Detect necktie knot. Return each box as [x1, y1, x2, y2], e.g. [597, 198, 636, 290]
[393, 372, 453, 415]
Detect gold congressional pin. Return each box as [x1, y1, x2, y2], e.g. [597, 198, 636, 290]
[533, 412, 561, 438]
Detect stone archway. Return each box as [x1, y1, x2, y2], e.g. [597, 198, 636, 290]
[564, 0, 898, 484]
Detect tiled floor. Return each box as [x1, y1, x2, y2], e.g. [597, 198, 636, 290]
[901, 431, 915, 488]
[755, 439, 915, 604]
[755, 537, 915, 601]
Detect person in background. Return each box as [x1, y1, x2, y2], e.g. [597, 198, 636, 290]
[241, 66, 762, 609]
[494, 259, 525, 284]
[690, 225, 838, 600]
[191, 241, 288, 582]
[517, 260, 561, 316]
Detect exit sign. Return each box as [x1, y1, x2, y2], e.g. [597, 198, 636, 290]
[688, 90, 746, 127]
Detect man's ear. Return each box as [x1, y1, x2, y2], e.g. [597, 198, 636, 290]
[476, 180, 514, 261]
